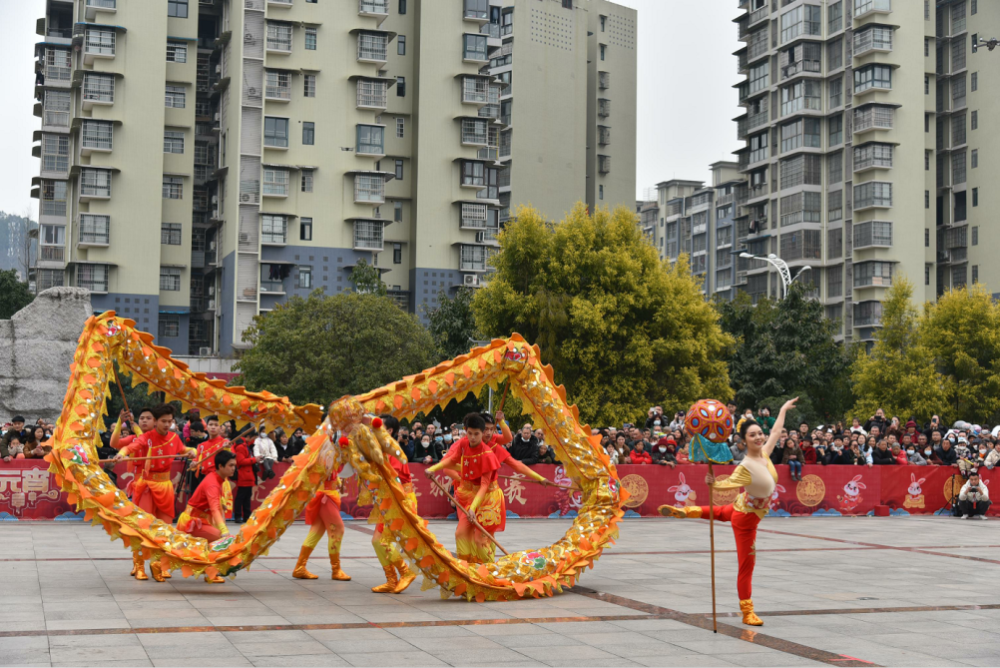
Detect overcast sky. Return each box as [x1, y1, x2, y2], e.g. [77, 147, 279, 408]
[0, 0, 742, 218]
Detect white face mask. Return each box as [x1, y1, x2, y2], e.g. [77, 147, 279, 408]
[654, 420, 661, 426]
[925, 448, 932, 455]
[907, 449, 914, 455]
[659, 446, 666, 452]
[444, 434, 453, 442]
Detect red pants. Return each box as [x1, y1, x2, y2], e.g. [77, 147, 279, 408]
[698, 504, 761, 600]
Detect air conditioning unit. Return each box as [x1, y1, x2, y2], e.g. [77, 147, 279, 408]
[211, 195, 218, 204]
[214, 112, 220, 122]
[198, 346, 213, 356]
[214, 64, 221, 75]
[207, 298, 216, 309]
[239, 232, 250, 242]
[239, 193, 253, 203]
[463, 273, 480, 287]
[207, 285, 215, 296]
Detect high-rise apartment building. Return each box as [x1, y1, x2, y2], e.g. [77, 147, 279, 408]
[651, 162, 742, 300]
[730, 0, 996, 341]
[31, 0, 636, 356]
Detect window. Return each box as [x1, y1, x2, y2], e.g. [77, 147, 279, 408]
[749, 131, 768, 164]
[854, 181, 892, 209]
[398, 35, 406, 55]
[600, 44, 607, 61]
[853, 105, 894, 132]
[829, 77, 843, 109]
[780, 5, 820, 43]
[827, 265, 843, 298]
[84, 73, 115, 104]
[854, 64, 892, 93]
[829, 39, 843, 71]
[394, 201, 402, 222]
[160, 267, 182, 291]
[748, 62, 769, 95]
[855, 0, 890, 15]
[264, 117, 290, 147]
[828, 189, 843, 221]
[599, 185, 604, 200]
[780, 154, 822, 189]
[159, 316, 180, 339]
[780, 118, 820, 153]
[40, 180, 67, 216]
[972, 0, 978, 14]
[261, 215, 288, 244]
[780, 229, 822, 260]
[972, 110, 978, 130]
[925, 74, 930, 95]
[464, 34, 487, 61]
[79, 215, 110, 245]
[829, 115, 843, 146]
[306, 27, 318, 51]
[300, 218, 313, 241]
[601, 15, 606, 31]
[926, 190, 930, 209]
[43, 90, 70, 127]
[395, 159, 404, 180]
[973, 187, 979, 206]
[301, 170, 314, 192]
[393, 243, 402, 264]
[163, 130, 185, 154]
[973, 265, 979, 284]
[460, 245, 488, 271]
[925, 38, 930, 57]
[854, 221, 893, 248]
[827, 227, 843, 260]
[926, 150, 931, 171]
[304, 74, 316, 98]
[41, 135, 69, 173]
[853, 261, 894, 288]
[165, 85, 186, 108]
[44, 48, 71, 82]
[166, 41, 187, 63]
[780, 191, 821, 226]
[263, 168, 290, 196]
[399, 0, 406, 13]
[972, 226, 979, 245]
[854, 143, 893, 170]
[266, 70, 291, 100]
[462, 161, 485, 187]
[302, 121, 315, 145]
[357, 124, 385, 154]
[972, 148, 978, 168]
[828, 1, 843, 33]
[829, 151, 843, 184]
[397, 76, 406, 97]
[972, 72, 978, 92]
[854, 26, 893, 55]
[396, 117, 404, 138]
[780, 80, 821, 116]
[267, 23, 293, 51]
[167, 0, 188, 17]
[297, 267, 312, 289]
[355, 173, 385, 202]
[161, 223, 182, 245]
[163, 176, 183, 199]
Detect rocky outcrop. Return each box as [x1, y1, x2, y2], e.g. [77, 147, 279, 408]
[0, 287, 92, 423]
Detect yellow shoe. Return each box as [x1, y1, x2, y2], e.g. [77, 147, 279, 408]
[130, 553, 138, 577]
[150, 562, 166, 583]
[392, 562, 416, 594]
[134, 556, 148, 581]
[371, 564, 398, 593]
[206, 575, 226, 584]
[658, 504, 702, 519]
[330, 555, 351, 581]
[292, 546, 318, 580]
[740, 599, 764, 626]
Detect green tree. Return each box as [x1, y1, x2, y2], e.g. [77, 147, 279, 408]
[348, 258, 387, 296]
[473, 204, 733, 427]
[0, 269, 34, 320]
[919, 284, 1000, 423]
[718, 282, 853, 423]
[850, 278, 949, 424]
[234, 290, 437, 406]
[427, 287, 480, 359]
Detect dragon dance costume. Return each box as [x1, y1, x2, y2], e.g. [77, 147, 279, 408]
[176, 471, 232, 583]
[292, 467, 351, 581]
[369, 455, 418, 593]
[660, 455, 777, 626]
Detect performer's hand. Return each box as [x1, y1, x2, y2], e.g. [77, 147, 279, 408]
[705, 473, 716, 486]
[781, 397, 799, 414]
[113, 452, 125, 462]
[424, 468, 435, 479]
[465, 508, 477, 524]
[495, 411, 505, 423]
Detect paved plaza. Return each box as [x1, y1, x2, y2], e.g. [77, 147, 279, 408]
[0, 516, 997, 667]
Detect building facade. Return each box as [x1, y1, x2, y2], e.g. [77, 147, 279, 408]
[730, 0, 995, 341]
[31, 0, 637, 356]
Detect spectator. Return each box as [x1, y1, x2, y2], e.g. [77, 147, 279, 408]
[523, 443, 560, 466]
[1, 416, 28, 461]
[629, 441, 652, 465]
[668, 411, 686, 432]
[645, 406, 664, 430]
[181, 408, 200, 441]
[412, 434, 440, 464]
[958, 472, 991, 519]
[954, 437, 976, 476]
[801, 438, 817, 465]
[288, 428, 307, 458]
[674, 442, 691, 465]
[849, 418, 867, 436]
[186, 420, 207, 450]
[757, 406, 776, 435]
[984, 442, 1000, 470]
[770, 438, 788, 466]
[729, 437, 747, 464]
[25, 426, 51, 459]
[652, 438, 677, 467]
[274, 429, 295, 463]
[736, 409, 756, 439]
[612, 434, 630, 464]
[858, 439, 874, 467]
[605, 442, 620, 465]
[864, 409, 887, 435]
[253, 426, 278, 481]
[906, 441, 927, 465]
[872, 440, 896, 465]
[936, 438, 959, 468]
[509, 424, 538, 462]
[6, 436, 25, 460]
[891, 443, 908, 466]
[232, 433, 256, 523]
[533, 428, 545, 446]
[782, 439, 805, 481]
[924, 415, 943, 441]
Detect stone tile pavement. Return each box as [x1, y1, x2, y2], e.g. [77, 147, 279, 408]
[0, 516, 996, 666]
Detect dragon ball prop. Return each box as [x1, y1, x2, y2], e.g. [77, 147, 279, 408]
[684, 399, 734, 444]
[46, 313, 627, 601]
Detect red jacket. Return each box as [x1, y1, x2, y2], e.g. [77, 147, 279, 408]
[630, 449, 652, 465]
[234, 441, 257, 487]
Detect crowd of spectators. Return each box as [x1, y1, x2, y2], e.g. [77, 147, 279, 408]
[0, 416, 55, 462]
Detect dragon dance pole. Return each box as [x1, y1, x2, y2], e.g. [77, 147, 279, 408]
[427, 475, 510, 556]
[708, 461, 717, 633]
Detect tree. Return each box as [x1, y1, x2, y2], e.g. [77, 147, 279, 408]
[472, 204, 733, 427]
[233, 290, 437, 406]
[427, 288, 480, 359]
[0, 269, 35, 320]
[850, 278, 950, 424]
[348, 258, 387, 296]
[919, 284, 1000, 423]
[718, 282, 853, 423]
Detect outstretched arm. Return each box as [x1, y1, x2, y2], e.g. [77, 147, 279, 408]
[505, 457, 548, 484]
[495, 412, 513, 445]
[425, 451, 460, 476]
[763, 398, 798, 457]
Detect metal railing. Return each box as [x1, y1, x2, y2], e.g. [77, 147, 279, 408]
[358, 33, 388, 61]
[85, 30, 115, 56]
[359, 0, 389, 14]
[354, 221, 384, 251]
[45, 49, 71, 82]
[355, 175, 385, 203]
[81, 169, 111, 197]
[83, 74, 114, 103]
[357, 80, 387, 108]
[40, 246, 65, 262]
[79, 216, 110, 245]
[463, 77, 489, 104]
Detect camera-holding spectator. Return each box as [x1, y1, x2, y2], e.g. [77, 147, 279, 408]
[509, 424, 538, 462]
[253, 424, 278, 481]
[864, 409, 887, 436]
[958, 472, 991, 519]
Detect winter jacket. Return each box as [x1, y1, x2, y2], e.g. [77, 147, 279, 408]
[907, 451, 928, 466]
[509, 435, 538, 462]
[959, 479, 990, 503]
[253, 435, 278, 461]
[523, 448, 560, 466]
[234, 441, 257, 487]
[936, 445, 958, 466]
[629, 449, 652, 465]
[872, 447, 896, 465]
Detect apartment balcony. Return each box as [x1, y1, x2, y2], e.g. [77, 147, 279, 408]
[462, 76, 490, 105]
[39, 245, 65, 263]
[356, 32, 388, 64]
[853, 106, 894, 134]
[79, 27, 117, 65]
[78, 216, 110, 247]
[353, 220, 384, 251]
[461, 119, 489, 147]
[747, 183, 768, 202]
[354, 173, 386, 204]
[81, 74, 115, 110]
[854, 0, 892, 20]
[854, 28, 892, 58]
[748, 4, 768, 27]
[267, 0, 292, 7]
[598, 155, 611, 175]
[598, 71, 610, 90]
[598, 126, 611, 146]
[85, 0, 116, 19]
[356, 79, 388, 110]
[265, 83, 291, 102]
[737, 16, 749, 41]
[463, 0, 489, 23]
[460, 203, 490, 230]
[358, 0, 389, 18]
[79, 169, 112, 201]
[598, 98, 610, 118]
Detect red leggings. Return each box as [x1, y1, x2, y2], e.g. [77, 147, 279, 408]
[698, 504, 761, 600]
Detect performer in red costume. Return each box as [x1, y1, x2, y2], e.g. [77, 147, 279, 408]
[427, 413, 552, 564]
[292, 443, 351, 582]
[193, 415, 229, 485]
[660, 398, 798, 626]
[114, 403, 196, 581]
[108, 406, 155, 579]
[176, 450, 236, 583]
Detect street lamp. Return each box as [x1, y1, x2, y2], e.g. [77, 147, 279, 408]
[739, 253, 812, 299]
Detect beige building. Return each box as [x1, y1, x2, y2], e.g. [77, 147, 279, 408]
[730, 0, 994, 341]
[31, 0, 636, 356]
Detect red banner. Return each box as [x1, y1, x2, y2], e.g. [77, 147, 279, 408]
[1, 461, 995, 520]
